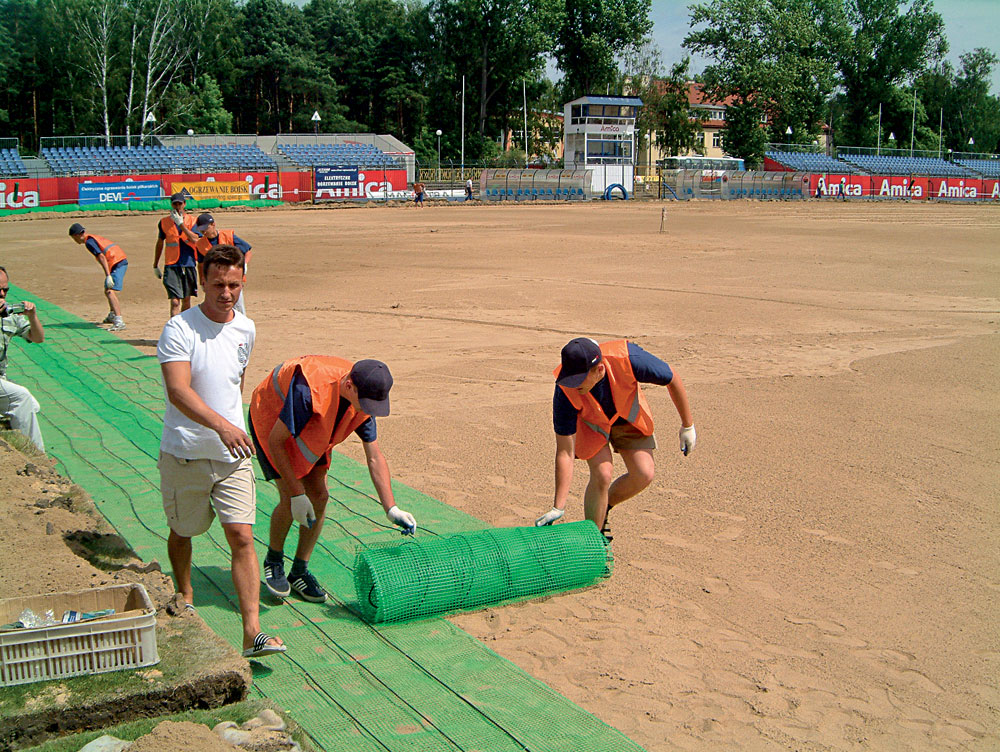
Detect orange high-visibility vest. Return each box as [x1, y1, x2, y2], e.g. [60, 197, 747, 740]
[250, 356, 368, 478]
[194, 230, 235, 260]
[159, 215, 196, 266]
[554, 339, 655, 460]
[84, 233, 126, 269]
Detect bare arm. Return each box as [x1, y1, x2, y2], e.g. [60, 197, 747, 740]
[161, 360, 254, 457]
[667, 373, 693, 427]
[553, 433, 576, 511]
[266, 420, 305, 495]
[95, 253, 111, 276]
[23, 303, 44, 343]
[177, 223, 199, 243]
[153, 238, 164, 268]
[363, 439, 396, 513]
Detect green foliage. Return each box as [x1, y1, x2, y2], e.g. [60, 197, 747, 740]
[556, 0, 653, 99]
[428, 0, 561, 160]
[159, 75, 234, 135]
[685, 0, 841, 159]
[835, 0, 946, 146]
[641, 58, 707, 159]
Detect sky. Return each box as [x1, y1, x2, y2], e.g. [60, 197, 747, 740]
[650, 0, 1000, 94]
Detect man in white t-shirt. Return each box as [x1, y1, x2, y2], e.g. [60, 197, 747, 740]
[156, 244, 285, 659]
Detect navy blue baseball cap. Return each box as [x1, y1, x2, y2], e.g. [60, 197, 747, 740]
[68, 223, 85, 236]
[350, 359, 393, 417]
[556, 338, 602, 387]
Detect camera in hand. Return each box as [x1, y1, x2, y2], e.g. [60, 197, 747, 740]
[1, 302, 26, 317]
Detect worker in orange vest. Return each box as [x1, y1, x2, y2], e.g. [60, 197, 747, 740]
[69, 223, 128, 331]
[537, 338, 696, 541]
[193, 213, 253, 315]
[153, 192, 200, 318]
[248, 356, 415, 603]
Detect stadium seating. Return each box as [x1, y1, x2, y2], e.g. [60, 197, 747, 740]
[765, 151, 861, 174]
[40, 144, 276, 176]
[0, 148, 29, 177]
[955, 158, 1000, 178]
[277, 143, 402, 170]
[837, 154, 977, 177]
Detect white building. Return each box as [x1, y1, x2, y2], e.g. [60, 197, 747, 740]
[563, 95, 643, 197]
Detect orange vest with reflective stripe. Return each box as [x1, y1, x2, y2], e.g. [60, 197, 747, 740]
[554, 339, 655, 460]
[250, 356, 368, 479]
[194, 230, 235, 261]
[159, 215, 196, 266]
[84, 233, 126, 269]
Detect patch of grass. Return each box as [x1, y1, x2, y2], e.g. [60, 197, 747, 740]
[0, 430, 44, 458]
[20, 698, 318, 752]
[62, 530, 136, 571]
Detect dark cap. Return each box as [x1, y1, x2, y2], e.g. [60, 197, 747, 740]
[169, 191, 187, 204]
[195, 213, 214, 230]
[68, 223, 85, 236]
[350, 359, 393, 417]
[556, 337, 602, 387]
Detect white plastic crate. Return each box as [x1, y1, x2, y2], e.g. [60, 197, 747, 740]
[0, 583, 159, 687]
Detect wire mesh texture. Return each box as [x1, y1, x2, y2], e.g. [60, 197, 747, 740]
[355, 522, 612, 623]
[2, 287, 645, 752]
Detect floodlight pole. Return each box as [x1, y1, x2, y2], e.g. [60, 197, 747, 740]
[436, 129, 442, 182]
[909, 88, 916, 157]
[461, 75, 465, 181]
[877, 103, 882, 156]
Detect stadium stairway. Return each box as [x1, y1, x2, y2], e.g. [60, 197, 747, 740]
[4, 285, 646, 752]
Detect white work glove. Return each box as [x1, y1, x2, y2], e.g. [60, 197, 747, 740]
[153, 267, 162, 279]
[386, 505, 416, 535]
[535, 507, 564, 526]
[170, 209, 184, 227]
[104, 274, 114, 290]
[290, 494, 316, 528]
[679, 425, 697, 456]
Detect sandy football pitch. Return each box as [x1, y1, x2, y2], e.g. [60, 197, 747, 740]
[1, 199, 997, 751]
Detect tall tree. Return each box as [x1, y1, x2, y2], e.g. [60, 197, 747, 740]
[233, 0, 351, 134]
[836, 0, 946, 146]
[684, 0, 842, 163]
[556, 0, 653, 98]
[429, 0, 561, 142]
[645, 59, 709, 161]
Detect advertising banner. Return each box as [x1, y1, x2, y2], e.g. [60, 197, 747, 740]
[169, 180, 252, 201]
[0, 178, 43, 208]
[315, 167, 359, 193]
[313, 168, 408, 200]
[78, 180, 161, 205]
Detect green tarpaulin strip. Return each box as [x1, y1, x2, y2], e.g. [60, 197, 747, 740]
[3, 286, 645, 752]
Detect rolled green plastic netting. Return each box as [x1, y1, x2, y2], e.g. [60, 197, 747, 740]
[354, 521, 612, 623]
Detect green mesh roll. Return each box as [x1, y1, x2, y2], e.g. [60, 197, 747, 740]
[354, 521, 612, 623]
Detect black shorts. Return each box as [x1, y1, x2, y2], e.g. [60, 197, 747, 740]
[247, 414, 279, 481]
[163, 265, 197, 299]
[248, 414, 330, 482]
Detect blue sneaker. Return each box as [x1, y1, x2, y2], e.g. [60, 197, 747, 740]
[263, 558, 290, 598]
[289, 570, 328, 603]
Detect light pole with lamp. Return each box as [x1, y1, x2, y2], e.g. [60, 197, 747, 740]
[436, 129, 442, 182]
[888, 132, 896, 153]
[312, 110, 321, 139]
[785, 125, 792, 146]
[144, 112, 156, 146]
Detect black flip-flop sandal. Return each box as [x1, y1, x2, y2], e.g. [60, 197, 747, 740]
[242, 632, 286, 658]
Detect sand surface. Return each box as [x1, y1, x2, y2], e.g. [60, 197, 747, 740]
[1, 200, 997, 750]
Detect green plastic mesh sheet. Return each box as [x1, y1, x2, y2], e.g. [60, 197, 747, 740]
[355, 522, 612, 623]
[1, 285, 646, 752]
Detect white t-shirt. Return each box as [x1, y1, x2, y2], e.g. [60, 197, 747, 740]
[157, 305, 255, 461]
